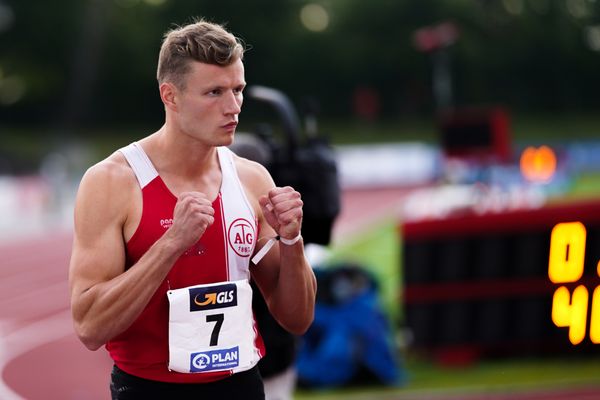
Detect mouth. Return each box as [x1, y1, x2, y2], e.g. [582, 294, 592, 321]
[222, 121, 238, 130]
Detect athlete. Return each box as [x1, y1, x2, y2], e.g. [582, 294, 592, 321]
[68, 18, 316, 399]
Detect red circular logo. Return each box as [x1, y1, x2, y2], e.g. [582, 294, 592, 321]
[227, 218, 255, 257]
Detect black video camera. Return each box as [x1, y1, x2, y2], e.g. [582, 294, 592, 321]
[233, 86, 341, 246]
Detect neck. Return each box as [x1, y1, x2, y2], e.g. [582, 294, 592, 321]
[144, 125, 220, 179]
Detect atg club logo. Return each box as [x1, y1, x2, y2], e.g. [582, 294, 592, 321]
[228, 218, 255, 257]
[190, 347, 240, 372]
[189, 283, 237, 312]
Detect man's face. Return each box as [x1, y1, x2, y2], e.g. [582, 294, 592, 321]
[175, 58, 246, 147]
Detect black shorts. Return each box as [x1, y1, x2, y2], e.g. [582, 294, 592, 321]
[110, 365, 265, 399]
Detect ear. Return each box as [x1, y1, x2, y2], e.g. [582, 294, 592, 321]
[159, 82, 178, 111]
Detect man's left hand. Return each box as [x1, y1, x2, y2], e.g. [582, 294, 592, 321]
[259, 186, 303, 241]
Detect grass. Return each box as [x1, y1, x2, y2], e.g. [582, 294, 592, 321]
[403, 356, 600, 391]
[327, 219, 402, 324]
[561, 172, 600, 201]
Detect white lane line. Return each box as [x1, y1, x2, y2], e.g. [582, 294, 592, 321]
[0, 310, 73, 400]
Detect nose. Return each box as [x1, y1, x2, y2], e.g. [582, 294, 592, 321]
[223, 90, 242, 115]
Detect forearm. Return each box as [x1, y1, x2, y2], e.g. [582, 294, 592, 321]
[268, 239, 317, 335]
[72, 236, 183, 350]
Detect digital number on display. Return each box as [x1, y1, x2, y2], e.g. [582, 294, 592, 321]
[549, 222, 600, 345]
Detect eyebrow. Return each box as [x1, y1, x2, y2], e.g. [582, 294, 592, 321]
[206, 83, 246, 91]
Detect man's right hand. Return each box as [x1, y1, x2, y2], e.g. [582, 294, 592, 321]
[166, 192, 215, 252]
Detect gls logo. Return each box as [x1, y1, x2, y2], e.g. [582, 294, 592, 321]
[189, 283, 237, 312]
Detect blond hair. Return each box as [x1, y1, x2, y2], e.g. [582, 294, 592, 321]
[157, 18, 245, 89]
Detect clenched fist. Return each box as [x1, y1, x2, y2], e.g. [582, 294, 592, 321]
[166, 192, 215, 253]
[259, 186, 303, 241]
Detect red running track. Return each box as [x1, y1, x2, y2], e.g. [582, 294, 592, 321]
[0, 230, 113, 399]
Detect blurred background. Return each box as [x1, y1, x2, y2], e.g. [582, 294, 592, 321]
[2, 0, 600, 399]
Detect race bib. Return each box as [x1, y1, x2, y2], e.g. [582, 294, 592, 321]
[167, 279, 259, 374]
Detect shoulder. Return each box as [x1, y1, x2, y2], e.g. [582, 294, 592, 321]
[75, 151, 138, 221]
[80, 151, 137, 193]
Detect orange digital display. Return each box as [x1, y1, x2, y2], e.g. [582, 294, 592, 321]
[591, 285, 600, 344]
[549, 222, 599, 345]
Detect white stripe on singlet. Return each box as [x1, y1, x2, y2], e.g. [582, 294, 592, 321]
[118, 142, 158, 189]
[216, 146, 258, 281]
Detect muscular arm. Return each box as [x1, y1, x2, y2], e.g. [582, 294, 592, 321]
[237, 158, 316, 335]
[254, 230, 316, 335]
[69, 156, 214, 350]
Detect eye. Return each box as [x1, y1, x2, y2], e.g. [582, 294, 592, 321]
[233, 85, 246, 95]
[207, 88, 222, 96]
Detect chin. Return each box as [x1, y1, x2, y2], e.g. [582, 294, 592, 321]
[222, 133, 235, 146]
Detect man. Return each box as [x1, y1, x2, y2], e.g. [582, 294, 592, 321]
[68, 18, 316, 399]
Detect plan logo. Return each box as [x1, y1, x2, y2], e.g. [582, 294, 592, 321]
[189, 283, 237, 312]
[228, 218, 255, 257]
[190, 346, 240, 372]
